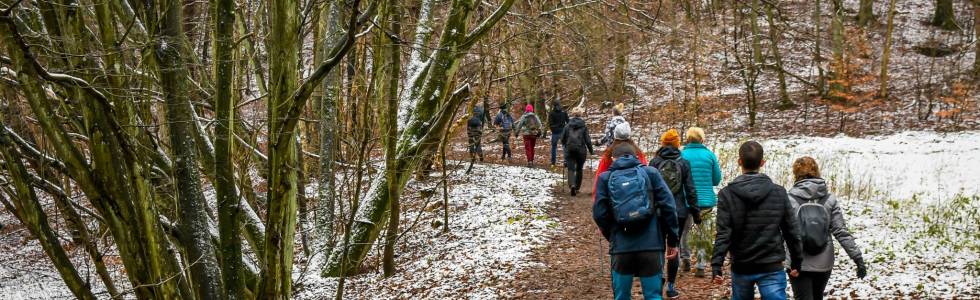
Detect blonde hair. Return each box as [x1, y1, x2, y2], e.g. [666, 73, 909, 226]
[792, 157, 821, 183]
[570, 106, 585, 116]
[686, 127, 705, 144]
[613, 103, 625, 116]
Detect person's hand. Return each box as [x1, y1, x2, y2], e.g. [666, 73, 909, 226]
[665, 247, 678, 260]
[788, 269, 800, 278]
[856, 261, 867, 279]
[712, 275, 724, 285]
[691, 211, 703, 225]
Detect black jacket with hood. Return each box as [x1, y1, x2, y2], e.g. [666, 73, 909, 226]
[548, 105, 569, 133]
[559, 117, 593, 155]
[711, 173, 803, 277]
[650, 146, 698, 219]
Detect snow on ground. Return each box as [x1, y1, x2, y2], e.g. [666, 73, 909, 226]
[294, 163, 561, 299]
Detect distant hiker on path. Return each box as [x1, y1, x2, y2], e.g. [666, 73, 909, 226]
[787, 157, 867, 300]
[559, 107, 593, 196]
[712, 141, 803, 300]
[466, 106, 485, 163]
[680, 127, 722, 277]
[514, 104, 544, 167]
[493, 103, 515, 161]
[548, 100, 569, 166]
[599, 103, 628, 147]
[651, 129, 699, 299]
[594, 123, 647, 194]
[593, 139, 680, 300]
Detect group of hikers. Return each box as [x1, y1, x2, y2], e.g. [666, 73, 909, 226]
[468, 101, 868, 299]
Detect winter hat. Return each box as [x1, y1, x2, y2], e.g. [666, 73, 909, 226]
[661, 129, 681, 148]
[613, 122, 631, 141]
[525, 104, 534, 113]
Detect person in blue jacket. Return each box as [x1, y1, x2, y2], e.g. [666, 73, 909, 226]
[680, 127, 723, 277]
[593, 141, 680, 300]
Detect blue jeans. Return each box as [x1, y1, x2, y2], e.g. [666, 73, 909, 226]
[731, 270, 788, 300]
[550, 130, 563, 165]
[612, 270, 663, 300]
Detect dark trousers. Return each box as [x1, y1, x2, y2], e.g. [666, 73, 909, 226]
[522, 135, 537, 163]
[790, 271, 832, 300]
[564, 148, 586, 191]
[499, 130, 512, 158]
[550, 129, 563, 165]
[666, 216, 688, 286]
[468, 132, 483, 159]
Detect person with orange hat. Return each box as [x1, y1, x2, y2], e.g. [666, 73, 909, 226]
[650, 129, 699, 299]
[514, 103, 543, 167]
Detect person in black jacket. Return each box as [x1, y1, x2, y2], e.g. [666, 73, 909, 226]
[712, 141, 803, 300]
[650, 129, 699, 299]
[558, 107, 593, 196]
[548, 100, 569, 166]
[466, 106, 485, 162]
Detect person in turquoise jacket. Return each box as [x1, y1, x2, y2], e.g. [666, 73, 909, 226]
[679, 126, 723, 277]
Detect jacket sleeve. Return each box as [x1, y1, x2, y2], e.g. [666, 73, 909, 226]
[829, 196, 864, 264]
[780, 191, 804, 271]
[647, 167, 679, 247]
[493, 113, 501, 127]
[514, 115, 525, 133]
[599, 120, 614, 146]
[682, 161, 699, 210]
[711, 153, 722, 186]
[711, 189, 732, 277]
[584, 126, 594, 154]
[559, 124, 569, 145]
[592, 173, 614, 241]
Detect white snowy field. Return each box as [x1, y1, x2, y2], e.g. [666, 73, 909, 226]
[293, 163, 562, 299]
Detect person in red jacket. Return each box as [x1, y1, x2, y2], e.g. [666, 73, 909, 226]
[593, 122, 646, 201]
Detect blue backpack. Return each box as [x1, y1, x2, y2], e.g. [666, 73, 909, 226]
[608, 162, 654, 227]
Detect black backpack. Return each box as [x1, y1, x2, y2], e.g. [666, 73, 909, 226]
[565, 125, 587, 148]
[796, 198, 831, 255]
[655, 159, 684, 197]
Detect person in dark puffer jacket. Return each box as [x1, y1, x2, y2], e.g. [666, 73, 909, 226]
[466, 106, 485, 162]
[712, 141, 803, 300]
[593, 145, 680, 300]
[651, 129, 699, 299]
[787, 157, 867, 300]
[559, 107, 593, 196]
[548, 100, 569, 166]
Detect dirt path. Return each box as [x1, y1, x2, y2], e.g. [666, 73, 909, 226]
[508, 164, 729, 299]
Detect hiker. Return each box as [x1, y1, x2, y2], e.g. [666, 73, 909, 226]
[680, 127, 722, 277]
[711, 141, 803, 300]
[466, 106, 485, 163]
[548, 100, 569, 166]
[513, 104, 543, 167]
[598, 103, 628, 147]
[493, 103, 515, 161]
[559, 107, 593, 196]
[650, 129, 699, 299]
[593, 122, 646, 193]
[787, 157, 867, 300]
[592, 132, 680, 300]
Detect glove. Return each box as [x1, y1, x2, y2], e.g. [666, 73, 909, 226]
[855, 259, 867, 279]
[691, 210, 703, 225]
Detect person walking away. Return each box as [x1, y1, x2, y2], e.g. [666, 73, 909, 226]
[680, 127, 723, 277]
[593, 143, 680, 300]
[559, 107, 593, 196]
[650, 129, 699, 299]
[593, 123, 647, 196]
[466, 106, 485, 163]
[711, 141, 804, 300]
[787, 157, 867, 300]
[548, 100, 569, 167]
[493, 104, 515, 161]
[514, 104, 543, 167]
[599, 103, 628, 147]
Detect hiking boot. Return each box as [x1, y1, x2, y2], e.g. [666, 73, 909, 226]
[682, 258, 691, 272]
[695, 268, 705, 278]
[570, 189, 577, 196]
[666, 289, 681, 299]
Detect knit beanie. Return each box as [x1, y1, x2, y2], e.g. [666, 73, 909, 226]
[613, 122, 631, 141]
[661, 129, 681, 148]
[525, 104, 534, 113]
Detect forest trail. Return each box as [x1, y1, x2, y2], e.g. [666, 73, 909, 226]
[506, 163, 728, 299]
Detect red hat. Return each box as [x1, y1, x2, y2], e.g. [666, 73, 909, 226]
[525, 104, 534, 113]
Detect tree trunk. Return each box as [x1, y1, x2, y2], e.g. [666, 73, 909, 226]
[765, 3, 793, 108]
[829, 0, 847, 100]
[857, 0, 875, 27]
[933, 0, 958, 30]
[315, 0, 345, 256]
[381, 0, 403, 277]
[814, 0, 826, 95]
[974, 0, 980, 79]
[879, 0, 898, 98]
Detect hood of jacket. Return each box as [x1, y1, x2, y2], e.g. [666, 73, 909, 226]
[472, 106, 484, 115]
[568, 117, 586, 129]
[609, 155, 642, 171]
[727, 173, 777, 206]
[789, 178, 829, 202]
[656, 146, 681, 160]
